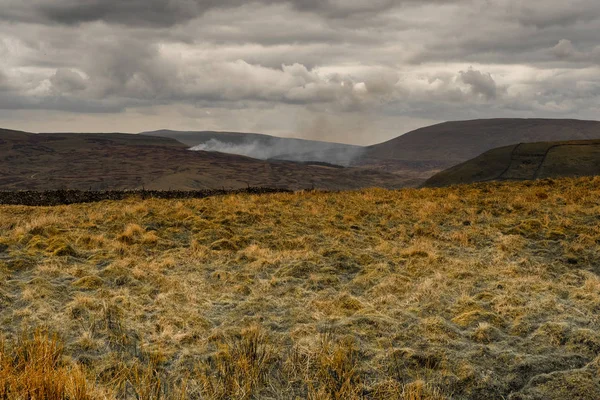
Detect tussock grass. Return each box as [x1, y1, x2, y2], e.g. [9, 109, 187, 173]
[1, 177, 600, 398]
[0, 330, 101, 400]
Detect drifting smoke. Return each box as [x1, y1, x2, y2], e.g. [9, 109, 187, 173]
[189, 138, 365, 166]
[191, 139, 285, 160]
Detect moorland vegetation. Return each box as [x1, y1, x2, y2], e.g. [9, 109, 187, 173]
[1, 177, 600, 399]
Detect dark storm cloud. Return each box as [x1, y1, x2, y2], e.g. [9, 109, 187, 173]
[1, 0, 407, 26]
[1, 0, 219, 26]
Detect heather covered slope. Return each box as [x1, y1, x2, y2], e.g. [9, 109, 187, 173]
[145, 119, 600, 182]
[357, 118, 600, 176]
[0, 128, 36, 142]
[424, 139, 600, 187]
[0, 129, 412, 190]
[1, 177, 600, 399]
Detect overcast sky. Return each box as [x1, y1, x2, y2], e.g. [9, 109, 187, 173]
[0, 0, 599, 145]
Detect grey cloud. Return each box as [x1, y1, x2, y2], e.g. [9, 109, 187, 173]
[550, 39, 600, 63]
[1, 0, 600, 140]
[459, 68, 498, 99]
[0, 70, 9, 91]
[0, 0, 404, 27]
[512, 1, 600, 28]
[286, 0, 398, 18]
[552, 39, 577, 59]
[50, 68, 86, 93]
[1, 0, 217, 26]
[0, 92, 125, 113]
[405, 0, 600, 66]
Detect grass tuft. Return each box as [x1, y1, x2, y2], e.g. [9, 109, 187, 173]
[0, 330, 100, 400]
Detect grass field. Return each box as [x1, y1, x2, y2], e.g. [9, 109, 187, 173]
[1, 177, 600, 399]
[424, 140, 600, 188]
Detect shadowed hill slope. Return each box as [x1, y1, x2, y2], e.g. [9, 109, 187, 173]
[356, 118, 600, 177]
[0, 130, 413, 191]
[424, 139, 600, 187]
[0, 128, 36, 142]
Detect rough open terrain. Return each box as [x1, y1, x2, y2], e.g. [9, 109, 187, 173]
[0, 129, 414, 191]
[1, 177, 600, 399]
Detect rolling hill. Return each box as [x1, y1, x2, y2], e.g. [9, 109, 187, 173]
[4, 118, 600, 191]
[355, 118, 600, 177]
[0, 129, 412, 191]
[145, 120, 600, 183]
[424, 139, 600, 187]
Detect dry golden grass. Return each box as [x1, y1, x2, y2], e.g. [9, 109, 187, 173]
[0, 329, 102, 400]
[1, 177, 600, 399]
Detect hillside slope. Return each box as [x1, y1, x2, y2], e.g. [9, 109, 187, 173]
[0, 129, 411, 190]
[145, 119, 600, 182]
[424, 139, 600, 187]
[357, 118, 600, 176]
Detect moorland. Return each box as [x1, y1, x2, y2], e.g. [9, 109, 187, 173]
[3, 118, 600, 192]
[1, 177, 600, 399]
[0, 129, 410, 191]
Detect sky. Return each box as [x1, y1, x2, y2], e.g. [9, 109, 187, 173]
[0, 0, 599, 145]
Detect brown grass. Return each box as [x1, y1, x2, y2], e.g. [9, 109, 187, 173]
[0, 330, 101, 400]
[1, 177, 600, 398]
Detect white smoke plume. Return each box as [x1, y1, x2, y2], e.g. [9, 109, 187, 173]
[189, 138, 364, 166]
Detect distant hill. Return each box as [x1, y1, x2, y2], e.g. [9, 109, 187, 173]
[142, 129, 364, 167]
[145, 120, 600, 182]
[424, 139, 600, 187]
[355, 118, 600, 178]
[4, 119, 599, 191]
[0, 129, 413, 191]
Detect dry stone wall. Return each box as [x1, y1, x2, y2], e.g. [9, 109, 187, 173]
[0, 188, 292, 206]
